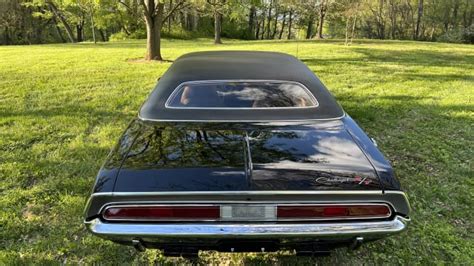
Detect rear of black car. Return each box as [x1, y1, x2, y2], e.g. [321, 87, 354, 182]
[84, 51, 410, 256]
[83, 118, 410, 255]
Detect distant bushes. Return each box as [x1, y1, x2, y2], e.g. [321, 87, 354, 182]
[437, 26, 474, 44]
[109, 25, 210, 41]
[109, 30, 146, 41]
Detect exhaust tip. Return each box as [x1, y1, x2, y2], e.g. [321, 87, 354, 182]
[350, 236, 364, 250]
[132, 239, 146, 252]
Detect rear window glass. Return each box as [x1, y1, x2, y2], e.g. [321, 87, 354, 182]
[166, 81, 318, 109]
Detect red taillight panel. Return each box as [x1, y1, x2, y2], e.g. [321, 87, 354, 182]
[103, 206, 220, 221]
[277, 204, 391, 220]
[102, 204, 391, 222]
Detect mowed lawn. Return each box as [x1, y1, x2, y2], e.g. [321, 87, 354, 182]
[0, 38, 472, 264]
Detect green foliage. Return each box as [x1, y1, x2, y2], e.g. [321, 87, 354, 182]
[2, 0, 473, 45]
[437, 30, 465, 43]
[109, 29, 147, 41]
[161, 25, 211, 40]
[437, 26, 474, 44]
[0, 38, 473, 264]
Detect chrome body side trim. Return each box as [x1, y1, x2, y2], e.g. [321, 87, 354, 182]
[85, 216, 409, 240]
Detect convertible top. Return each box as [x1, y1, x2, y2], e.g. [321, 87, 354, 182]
[139, 51, 344, 121]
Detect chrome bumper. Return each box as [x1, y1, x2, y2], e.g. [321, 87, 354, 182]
[85, 215, 409, 240]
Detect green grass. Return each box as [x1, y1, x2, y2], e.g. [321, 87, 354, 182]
[0, 38, 473, 264]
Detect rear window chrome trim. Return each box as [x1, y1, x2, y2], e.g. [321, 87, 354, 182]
[164, 79, 319, 110]
[137, 112, 346, 123]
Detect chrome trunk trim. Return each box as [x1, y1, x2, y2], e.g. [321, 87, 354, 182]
[92, 190, 402, 197]
[84, 190, 411, 221]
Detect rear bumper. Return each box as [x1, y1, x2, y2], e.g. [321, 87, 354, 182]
[85, 215, 409, 242]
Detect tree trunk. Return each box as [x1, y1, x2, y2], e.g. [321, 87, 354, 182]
[145, 3, 164, 60]
[389, 0, 396, 39]
[316, 0, 326, 39]
[90, 9, 96, 43]
[350, 15, 357, 44]
[214, 11, 223, 44]
[452, 0, 459, 29]
[287, 10, 293, 39]
[306, 15, 314, 39]
[192, 9, 198, 31]
[168, 0, 172, 33]
[99, 30, 106, 42]
[272, 5, 280, 39]
[76, 24, 83, 42]
[34, 10, 44, 44]
[377, 0, 385, 39]
[279, 12, 287, 39]
[345, 18, 350, 45]
[271, 9, 279, 39]
[464, 0, 473, 29]
[265, 0, 273, 39]
[4, 26, 10, 45]
[47, 2, 76, 43]
[255, 18, 261, 39]
[260, 8, 266, 39]
[248, 5, 256, 39]
[185, 12, 194, 30]
[51, 14, 66, 42]
[415, 0, 423, 39]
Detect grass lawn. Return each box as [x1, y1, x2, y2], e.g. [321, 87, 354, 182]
[0, 38, 473, 264]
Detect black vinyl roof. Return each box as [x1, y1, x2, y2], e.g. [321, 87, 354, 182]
[139, 51, 344, 121]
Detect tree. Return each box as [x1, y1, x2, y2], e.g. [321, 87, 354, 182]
[265, 0, 273, 39]
[316, 0, 327, 39]
[45, 1, 76, 42]
[342, 0, 362, 45]
[206, 0, 226, 44]
[414, 0, 423, 39]
[278, 11, 287, 39]
[4, 0, 474, 45]
[132, 0, 187, 60]
[248, 4, 256, 38]
[287, 8, 293, 39]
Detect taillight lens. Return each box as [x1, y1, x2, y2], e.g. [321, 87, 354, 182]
[102, 204, 391, 221]
[277, 204, 391, 220]
[103, 206, 220, 221]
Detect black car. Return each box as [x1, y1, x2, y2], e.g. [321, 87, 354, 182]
[83, 51, 410, 257]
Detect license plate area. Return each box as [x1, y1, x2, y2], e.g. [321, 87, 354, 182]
[220, 205, 276, 221]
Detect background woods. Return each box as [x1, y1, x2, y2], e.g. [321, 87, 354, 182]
[1, 0, 473, 46]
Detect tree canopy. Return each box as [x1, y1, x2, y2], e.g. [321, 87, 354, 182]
[1, 0, 472, 46]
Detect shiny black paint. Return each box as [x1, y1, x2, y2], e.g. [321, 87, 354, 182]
[91, 115, 401, 194]
[88, 116, 403, 193]
[91, 120, 142, 193]
[342, 116, 401, 190]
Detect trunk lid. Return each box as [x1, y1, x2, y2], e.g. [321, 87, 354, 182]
[114, 122, 382, 192]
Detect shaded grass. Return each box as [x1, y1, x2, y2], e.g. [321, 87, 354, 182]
[0, 38, 473, 264]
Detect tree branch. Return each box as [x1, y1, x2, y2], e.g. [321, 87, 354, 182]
[161, 0, 189, 23]
[118, 0, 132, 11]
